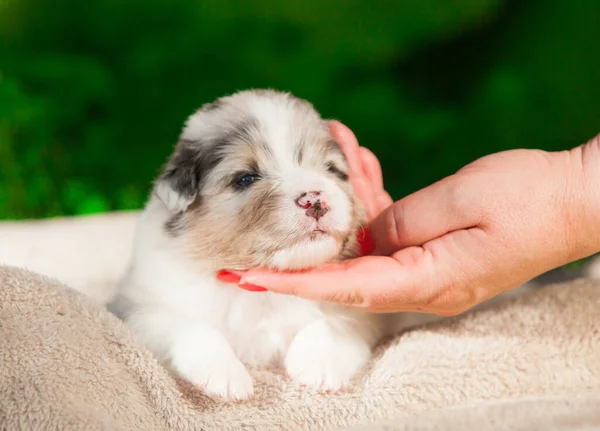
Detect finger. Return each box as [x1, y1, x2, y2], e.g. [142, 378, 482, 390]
[376, 192, 394, 214]
[328, 121, 379, 220]
[359, 147, 384, 189]
[239, 255, 427, 311]
[370, 174, 483, 256]
[343, 163, 379, 220]
[359, 146, 394, 211]
[354, 176, 380, 221]
[328, 121, 362, 175]
[238, 227, 492, 314]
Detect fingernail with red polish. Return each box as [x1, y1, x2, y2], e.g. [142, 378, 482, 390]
[216, 270, 242, 284]
[238, 282, 268, 292]
[357, 227, 375, 256]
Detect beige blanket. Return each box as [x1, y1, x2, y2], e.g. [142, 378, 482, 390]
[1, 213, 600, 430]
[2, 265, 600, 430]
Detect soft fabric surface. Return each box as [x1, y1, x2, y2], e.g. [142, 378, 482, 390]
[0, 212, 138, 304]
[2, 263, 600, 430]
[347, 396, 600, 431]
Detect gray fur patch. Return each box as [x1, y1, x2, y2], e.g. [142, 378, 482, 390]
[164, 211, 186, 237]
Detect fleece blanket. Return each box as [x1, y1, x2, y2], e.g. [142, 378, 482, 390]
[1, 212, 600, 430]
[2, 266, 600, 430]
[0, 212, 138, 304]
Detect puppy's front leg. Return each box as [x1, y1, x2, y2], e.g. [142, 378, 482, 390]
[284, 317, 378, 391]
[170, 324, 253, 401]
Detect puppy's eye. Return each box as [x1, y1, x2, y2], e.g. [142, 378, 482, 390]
[234, 173, 261, 189]
[326, 162, 349, 181]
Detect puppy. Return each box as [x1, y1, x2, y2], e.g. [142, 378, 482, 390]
[108, 89, 386, 401]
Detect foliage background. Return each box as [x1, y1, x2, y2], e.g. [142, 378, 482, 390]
[0, 0, 598, 219]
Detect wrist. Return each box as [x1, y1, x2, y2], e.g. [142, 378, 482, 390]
[561, 134, 600, 260]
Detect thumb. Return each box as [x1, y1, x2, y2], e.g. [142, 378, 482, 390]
[369, 175, 481, 256]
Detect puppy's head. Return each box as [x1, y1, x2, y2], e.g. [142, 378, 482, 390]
[154, 89, 365, 271]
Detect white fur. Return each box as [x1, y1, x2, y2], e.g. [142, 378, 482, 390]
[113, 199, 382, 401]
[270, 236, 340, 270]
[109, 91, 383, 401]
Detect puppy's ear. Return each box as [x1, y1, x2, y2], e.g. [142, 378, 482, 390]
[154, 141, 205, 213]
[154, 101, 226, 213]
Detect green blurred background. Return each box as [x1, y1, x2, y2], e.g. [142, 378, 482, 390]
[1, 0, 598, 220]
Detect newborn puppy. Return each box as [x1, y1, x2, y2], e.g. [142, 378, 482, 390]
[108, 89, 384, 401]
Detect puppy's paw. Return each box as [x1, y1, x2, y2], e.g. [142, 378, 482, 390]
[170, 328, 254, 401]
[177, 352, 254, 401]
[198, 356, 254, 401]
[284, 321, 372, 392]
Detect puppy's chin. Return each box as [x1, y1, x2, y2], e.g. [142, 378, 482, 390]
[267, 235, 342, 271]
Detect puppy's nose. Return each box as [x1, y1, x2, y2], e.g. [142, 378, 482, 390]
[295, 191, 329, 221]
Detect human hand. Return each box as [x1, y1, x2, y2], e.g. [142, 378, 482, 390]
[222, 127, 600, 315]
[326, 121, 393, 223]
